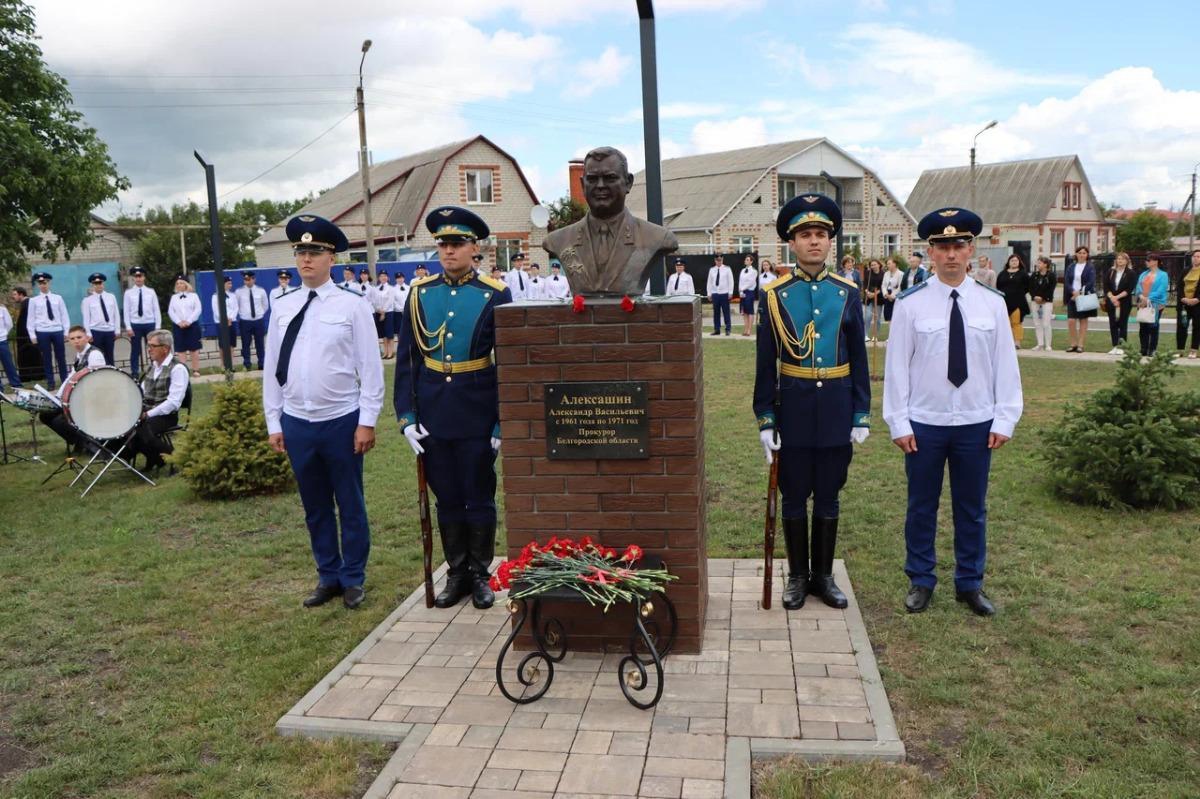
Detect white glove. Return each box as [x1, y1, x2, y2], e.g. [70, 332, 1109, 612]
[850, 427, 870, 445]
[490, 436, 501, 453]
[759, 428, 780, 466]
[403, 423, 429, 455]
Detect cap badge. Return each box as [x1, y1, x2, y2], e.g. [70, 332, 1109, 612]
[803, 195, 818, 203]
[939, 209, 958, 217]
[299, 215, 315, 222]
[439, 209, 454, 217]
[944, 225, 957, 235]
[300, 232, 313, 243]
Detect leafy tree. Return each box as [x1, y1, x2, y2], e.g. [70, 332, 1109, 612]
[547, 196, 586, 231]
[0, 0, 129, 278]
[1115, 209, 1173, 252]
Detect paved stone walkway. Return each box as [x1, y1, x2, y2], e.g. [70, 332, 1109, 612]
[278, 558, 902, 798]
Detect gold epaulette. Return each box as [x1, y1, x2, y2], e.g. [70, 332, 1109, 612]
[477, 274, 507, 291]
[828, 272, 857, 288]
[763, 273, 793, 293]
[410, 274, 439, 288]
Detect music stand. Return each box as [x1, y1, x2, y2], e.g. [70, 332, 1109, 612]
[0, 391, 46, 465]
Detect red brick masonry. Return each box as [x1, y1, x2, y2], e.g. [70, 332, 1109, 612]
[495, 298, 708, 653]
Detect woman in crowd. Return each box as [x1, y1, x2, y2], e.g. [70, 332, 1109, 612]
[837, 254, 861, 293]
[1134, 253, 1170, 356]
[167, 275, 202, 376]
[1176, 249, 1200, 359]
[862, 258, 884, 342]
[1103, 251, 1135, 354]
[1063, 251, 1097, 353]
[974, 255, 997, 288]
[880, 257, 904, 334]
[1029, 256, 1056, 351]
[995, 253, 1031, 348]
[739, 255, 759, 337]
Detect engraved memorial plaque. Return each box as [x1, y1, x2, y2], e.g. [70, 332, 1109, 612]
[545, 381, 650, 459]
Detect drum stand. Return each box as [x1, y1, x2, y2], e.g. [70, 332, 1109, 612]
[67, 428, 155, 497]
[0, 393, 45, 466]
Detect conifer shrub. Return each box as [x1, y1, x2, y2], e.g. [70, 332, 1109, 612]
[1042, 349, 1200, 509]
[172, 379, 293, 499]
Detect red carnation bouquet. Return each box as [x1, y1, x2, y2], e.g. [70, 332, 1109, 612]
[490, 536, 674, 611]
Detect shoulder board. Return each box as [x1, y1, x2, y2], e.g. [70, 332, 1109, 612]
[336, 284, 360, 295]
[763, 274, 793, 293]
[975, 280, 1005, 298]
[410, 274, 439, 288]
[827, 272, 856, 288]
[477, 274, 507, 291]
[897, 281, 929, 300]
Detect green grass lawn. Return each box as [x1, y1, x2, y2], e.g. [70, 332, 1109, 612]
[1, 345, 1198, 798]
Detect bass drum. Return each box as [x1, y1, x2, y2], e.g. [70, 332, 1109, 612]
[61, 366, 144, 441]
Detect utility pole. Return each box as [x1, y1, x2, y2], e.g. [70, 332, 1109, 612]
[1189, 164, 1197, 258]
[636, 0, 666, 295]
[357, 39, 377, 281]
[971, 120, 998, 212]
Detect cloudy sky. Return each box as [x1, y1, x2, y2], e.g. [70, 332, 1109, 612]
[30, 0, 1200, 218]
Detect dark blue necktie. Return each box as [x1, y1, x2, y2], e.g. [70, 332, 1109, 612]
[99, 294, 109, 323]
[948, 289, 967, 387]
[519, 272, 525, 290]
[46, 296, 54, 321]
[137, 288, 144, 317]
[276, 290, 317, 387]
[249, 290, 257, 318]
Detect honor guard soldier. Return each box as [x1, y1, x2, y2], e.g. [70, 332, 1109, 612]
[504, 251, 530, 300]
[755, 194, 870, 610]
[666, 257, 695, 296]
[394, 206, 512, 609]
[27, 272, 70, 388]
[81, 272, 120, 365]
[269, 269, 295, 304]
[263, 215, 384, 610]
[236, 270, 269, 371]
[123, 267, 162, 379]
[883, 208, 1023, 617]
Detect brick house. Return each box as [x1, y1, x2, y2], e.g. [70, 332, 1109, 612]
[623, 138, 916, 265]
[25, 213, 138, 272]
[906, 155, 1117, 268]
[254, 135, 543, 269]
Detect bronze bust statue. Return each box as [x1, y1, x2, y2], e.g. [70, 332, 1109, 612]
[543, 146, 678, 296]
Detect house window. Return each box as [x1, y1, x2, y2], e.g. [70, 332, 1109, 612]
[1050, 229, 1065, 254]
[1075, 230, 1090, 251]
[1061, 182, 1081, 210]
[780, 244, 796, 265]
[843, 234, 861, 255]
[778, 178, 799, 204]
[495, 238, 522, 269]
[466, 169, 494, 204]
[1098, 230, 1109, 252]
[733, 236, 754, 253]
[882, 234, 898, 257]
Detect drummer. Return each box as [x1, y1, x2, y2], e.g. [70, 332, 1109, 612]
[129, 328, 191, 472]
[39, 325, 106, 453]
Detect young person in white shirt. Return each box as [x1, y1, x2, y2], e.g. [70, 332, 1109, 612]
[167, 275, 203, 377]
[81, 272, 120, 365]
[665, 258, 695, 296]
[26, 272, 70, 388]
[706, 255, 735, 336]
[123, 267, 162, 379]
[738, 255, 759, 336]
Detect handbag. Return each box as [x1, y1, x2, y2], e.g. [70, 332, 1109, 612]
[1136, 306, 1156, 324]
[1074, 293, 1099, 313]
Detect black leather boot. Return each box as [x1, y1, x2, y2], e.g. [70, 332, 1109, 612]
[810, 516, 848, 609]
[781, 517, 809, 610]
[467, 522, 497, 609]
[434, 522, 472, 608]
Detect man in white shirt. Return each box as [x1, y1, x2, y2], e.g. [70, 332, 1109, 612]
[39, 325, 107, 453]
[544, 263, 572, 300]
[338, 265, 358, 292]
[706, 254, 734, 335]
[129, 328, 191, 472]
[0, 300, 21, 388]
[264, 215, 384, 610]
[738, 255, 759, 336]
[236, 270, 270, 371]
[504, 252, 530, 300]
[26, 271, 70, 388]
[665, 258, 695, 296]
[883, 207, 1023, 617]
[81, 272, 120, 365]
[269, 269, 295, 305]
[123, 267, 162, 380]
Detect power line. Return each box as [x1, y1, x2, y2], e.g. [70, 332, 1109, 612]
[218, 109, 357, 199]
[74, 100, 350, 109]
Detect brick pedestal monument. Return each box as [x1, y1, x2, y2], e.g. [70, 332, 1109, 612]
[494, 297, 707, 654]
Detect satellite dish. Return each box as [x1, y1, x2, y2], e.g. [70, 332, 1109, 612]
[530, 204, 551, 228]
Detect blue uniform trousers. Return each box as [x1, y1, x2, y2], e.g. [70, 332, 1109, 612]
[0, 341, 22, 388]
[778, 444, 852, 519]
[36, 331, 68, 388]
[422, 435, 497, 528]
[91, 330, 116, 365]
[712, 293, 731, 334]
[904, 420, 992, 592]
[240, 317, 266, 368]
[281, 410, 370, 588]
[129, 322, 156, 378]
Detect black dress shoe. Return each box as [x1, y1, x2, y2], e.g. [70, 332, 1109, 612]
[905, 585, 933, 613]
[471, 577, 495, 609]
[303, 583, 343, 608]
[343, 585, 365, 609]
[955, 589, 996, 616]
[434, 573, 472, 608]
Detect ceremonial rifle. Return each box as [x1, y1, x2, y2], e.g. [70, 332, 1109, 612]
[762, 449, 779, 610]
[416, 452, 435, 608]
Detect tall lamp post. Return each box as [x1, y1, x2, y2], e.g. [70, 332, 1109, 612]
[970, 120, 998, 211]
[1188, 161, 1198, 259]
[636, 0, 666, 294]
[357, 39, 377, 280]
[194, 150, 234, 378]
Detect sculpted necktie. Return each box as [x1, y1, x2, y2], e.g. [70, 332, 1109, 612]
[46, 295, 54, 321]
[276, 290, 318, 387]
[137, 288, 144, 317]
[948, 289, 968, 388]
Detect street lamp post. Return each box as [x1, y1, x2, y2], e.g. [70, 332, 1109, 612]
[636, 0, 666, 294]
[357, 39, 377, 281]
[194, 150, 234, 378]
[1188, 161, 1198, 259]
[970, 120, 998, 211]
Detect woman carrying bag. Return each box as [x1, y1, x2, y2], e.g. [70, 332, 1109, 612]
[1104, 252, 1136, 353]
[1134, 254, 1170, 356]
[1176, 249, 1200, 359]
[1029, 256, 1056, 351]
[1064, 246, 1097, 353]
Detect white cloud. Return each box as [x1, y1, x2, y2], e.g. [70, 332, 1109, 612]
[613, 102, 730, 123]
[401, 0, 764, 28]
[690, 116, 768, 153]
[573, 46, 633, 98]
